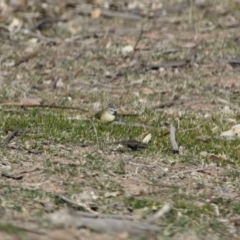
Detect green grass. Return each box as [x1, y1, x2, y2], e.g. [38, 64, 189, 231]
[1, 108, 239, 165]
[0, 223, 24, 236]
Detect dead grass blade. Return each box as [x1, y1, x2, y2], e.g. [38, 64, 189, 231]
[169, 123, 179, 152]
[56, 195, 97, 213]
[170, 160, 205, 178]
[146, 203, 171, 223]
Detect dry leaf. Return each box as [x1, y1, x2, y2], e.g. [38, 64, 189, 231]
[142, 133, 152, 144]
[91, 8, 101, 19]
[122, 45, 134, 55]
[218, 15, 239, 28]
[220, 129, 235, 138]
[220, 124, 240, 138]
[141, 88, 154, 95]
[67, 18, 83, 35]
[104, 192, 119, 198]
[208, 154, 227, 161]
[231, 124, 240, 136]
[8, 18, 22, 34]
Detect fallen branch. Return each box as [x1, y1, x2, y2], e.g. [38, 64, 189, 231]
[49, 208, 160, 236]
[56, 195, 97, 213]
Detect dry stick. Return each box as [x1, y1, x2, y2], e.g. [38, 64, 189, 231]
[0, 103, 88, 111]
[128, 161, 167, 172]
[4, 223, 46, 235]
[216, 97, 240, 112]
[57, 194, 97, 213]
[170, 159, 205, 178]
[14, 49, 40, 66]
[128, 23, 144, 60]
[70, 209, 136, 221]
[2, 129, 20, 145]
[169, 123, 179, 152]
[50, 209, 160, 235]
[76, 8, 141, 21]
[152, 100, 184, 109]
[146, 203, 171, 223]
[133, 23, 144, 51]
[26, 31, 61, 43]
[29, 17, 66, 31]
[1, 172, 23, 180]
[1, 166, 41, 180]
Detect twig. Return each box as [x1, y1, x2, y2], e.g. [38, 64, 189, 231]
[152, 100, 184, 109]
[170, 160, 205, 178]
[145, 59, 190, 70]
[76, 8, 141, 21]
[170, 168, 205, 178]
[1, 172, 23, 180]
[64, 33, 101, 43]
[70, 209, 136, 221]
[146, 203, 171, 223]
[1, 166, 41, 180]
[14, 49, 40, 66]
[12, 225, 46, 235]
[25, 32, 61, 44]
[0, 102, 88, 111]
[2, 129, 20, 145]
[133, 23, 144, 51]
[216, 97, 240, 112]
[169, 123, 179, 152]
[57, 194, 97, 213]
[29, 17, 66, 31]
[128, 161, 166, 171]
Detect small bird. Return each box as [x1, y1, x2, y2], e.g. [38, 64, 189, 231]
[113, 139, 148, 151]
[93, 104, 117, 123]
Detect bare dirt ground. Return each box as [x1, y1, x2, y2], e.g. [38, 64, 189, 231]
[0, 0, 240, 239]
